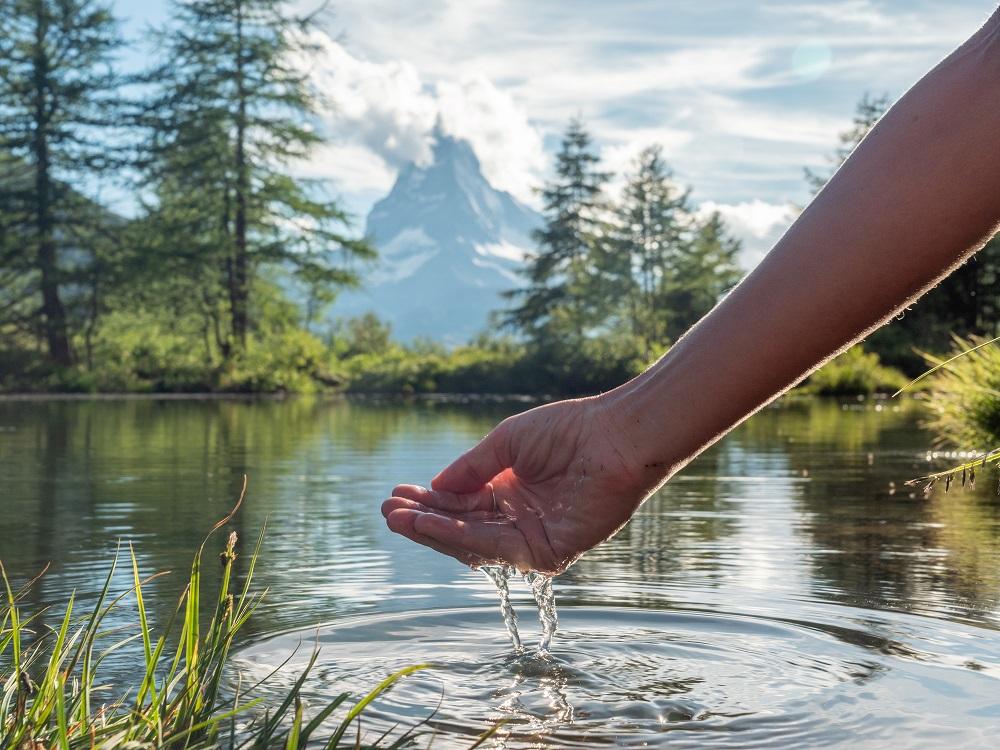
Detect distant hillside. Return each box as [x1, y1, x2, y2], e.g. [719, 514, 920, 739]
[330, 134, 541, 342]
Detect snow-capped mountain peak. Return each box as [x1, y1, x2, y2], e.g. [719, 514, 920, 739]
[333, 133, 541, 342]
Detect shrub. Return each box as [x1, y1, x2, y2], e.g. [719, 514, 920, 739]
[801, 345, 908, 396]
[219, 329, 336, 394]
[923, 335, 1000, 446]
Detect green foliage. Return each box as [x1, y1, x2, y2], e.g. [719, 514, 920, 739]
[341, 327, 652, 397]
[504, 122, 743, 377]
[221, 329, 335, 394]
[923, 336, 1000, 446]
[659, 212, 742, 341]
[611, 146, 742, 353]
[504, 119, 613, 339]
[332, 312, 394, 359]
[0, 0, 128, 366]
[0, 302, 338, 394]
[343, 342, 516, 395]
[0, 487, 437, 748]
[800, 345, 907, 396]
[612, 145, 690, 353]
[140, 0, 374, 357]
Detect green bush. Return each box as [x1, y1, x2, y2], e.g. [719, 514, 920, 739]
[341, 331, 655, 397]
[801, 345, 908, 396]
[0, 309, 345, 394]
[923, 335, 1000, 446]
[220, 329, 336, 394]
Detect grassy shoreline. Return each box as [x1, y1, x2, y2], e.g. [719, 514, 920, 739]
[0, 486, 481, 749]
[1, 343, 908, 400]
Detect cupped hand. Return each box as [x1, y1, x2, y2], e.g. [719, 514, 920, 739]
[381, 395, 663, 575]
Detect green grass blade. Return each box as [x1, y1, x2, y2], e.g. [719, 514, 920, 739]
[54, 673, 70, 749]
[284, 697, 303, 749]
[893, 335, 1000, 396]
[326, 665, 431, 749]
[298, 693, 349, 746]
[467, 720, 505, 749]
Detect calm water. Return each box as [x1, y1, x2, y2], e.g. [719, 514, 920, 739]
[3, 395, 1000, 747]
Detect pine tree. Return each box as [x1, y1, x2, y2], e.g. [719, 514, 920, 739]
[613, 145, 691, 353]
[660, 211, 742, 341]
[504, 119, 611, 341]
[142, 0, 373, 359]
[0, 0, 127, 366]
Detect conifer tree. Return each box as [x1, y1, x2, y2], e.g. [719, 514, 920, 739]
[614, 145, 691, 353]
[504, 119, 611, 341]
[0, 0, 126, 366]
[660, 211, 741, 341]
[142, 0, 373, 358]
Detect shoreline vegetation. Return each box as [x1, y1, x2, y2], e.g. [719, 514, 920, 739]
[0, 337, 908, 399]
[0, 486, 486, 749]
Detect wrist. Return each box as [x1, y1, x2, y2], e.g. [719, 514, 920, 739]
[593, 366, 699, 490]
[595, 335, 748, 489]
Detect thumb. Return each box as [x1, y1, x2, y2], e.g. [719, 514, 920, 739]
[432, 419, 514, 494]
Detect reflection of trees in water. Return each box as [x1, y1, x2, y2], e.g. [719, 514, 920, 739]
[567, 396, 1000, 622]
[0, 397, 528, 640]
[754, 398, 1000, 621]
[738, 397, 918, 454]
[567, 448, 737, 609]
[925, 490, 1000, 618]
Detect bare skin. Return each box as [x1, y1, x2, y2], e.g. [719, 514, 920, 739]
[383, 9, 1000, 574]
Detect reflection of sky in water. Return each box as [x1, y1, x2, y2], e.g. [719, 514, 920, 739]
[2, 396, 1000, 675]
[713, 440, 812, 596]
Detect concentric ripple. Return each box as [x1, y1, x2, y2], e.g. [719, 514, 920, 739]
[233, 605, 1000, 748]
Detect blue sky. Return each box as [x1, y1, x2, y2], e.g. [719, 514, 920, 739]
[112, 0, 998, 265]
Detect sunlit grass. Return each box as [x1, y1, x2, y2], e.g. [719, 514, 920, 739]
[920, 335, 1000, 448]
[904, 335, 1000, 491]
[0, 479, 485, 748]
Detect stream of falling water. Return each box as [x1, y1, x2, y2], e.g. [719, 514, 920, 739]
[524, 572, 558, 653]
[480, 566, 558, 654]
[480, 565, 523, 653]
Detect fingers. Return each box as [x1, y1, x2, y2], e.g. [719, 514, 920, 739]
[411, 511, 530, 571]
[432, 420, 513, 494]
[382, 496, 495, 522]
[384, 508, 485, 568]
[390, 483, 493, 514]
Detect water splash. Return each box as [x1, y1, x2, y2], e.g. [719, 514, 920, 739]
[480, 565, 523, 653]
[524, 572, 558, 653]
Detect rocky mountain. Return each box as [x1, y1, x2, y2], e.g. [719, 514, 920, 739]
[331, 134, 541, 342]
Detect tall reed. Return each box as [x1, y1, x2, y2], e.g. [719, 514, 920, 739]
[1, 479, 479, 748]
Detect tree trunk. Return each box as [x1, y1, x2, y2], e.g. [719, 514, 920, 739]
[32, 6, 72, 367]
[230, 0, 250, 350]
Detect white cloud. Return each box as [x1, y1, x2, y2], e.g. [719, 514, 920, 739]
[764, 1, 898, 30]
[282, 0, 992, 220]
[697, 199, 798, 270]
[434, 76, 546, 201]
[296, 142, 398, 195]
[301, 32, 546, 204]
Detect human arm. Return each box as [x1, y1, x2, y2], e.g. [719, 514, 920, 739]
[383, 10, 1000, 573]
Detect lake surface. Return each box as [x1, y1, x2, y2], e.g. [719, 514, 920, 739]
[3, 395, 1000, 747]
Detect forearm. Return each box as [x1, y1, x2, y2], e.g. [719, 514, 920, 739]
[605, 10, 1000, 483]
